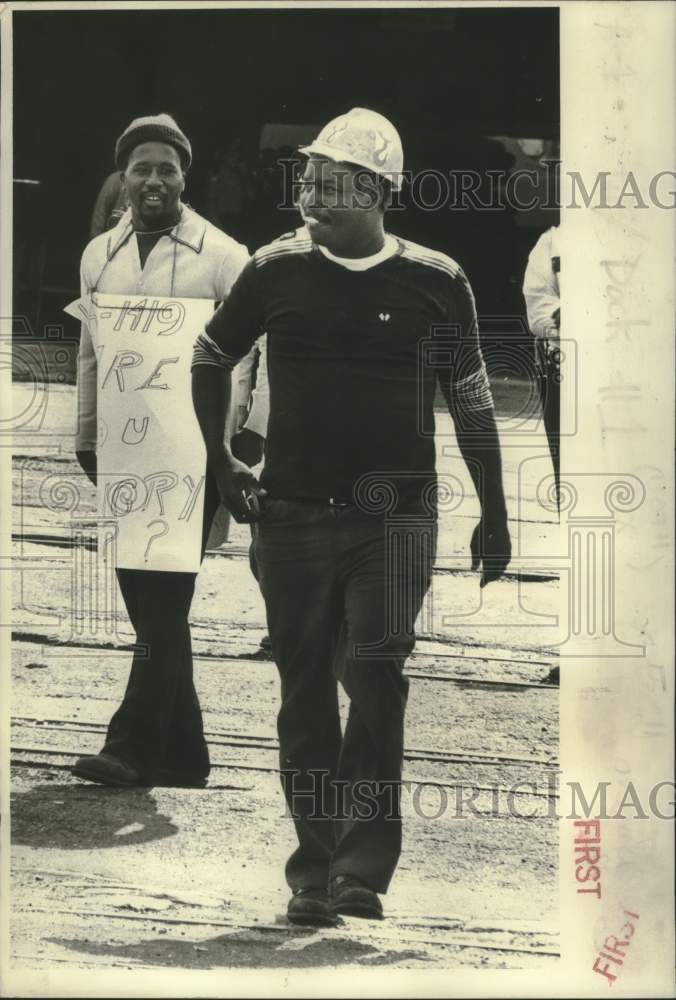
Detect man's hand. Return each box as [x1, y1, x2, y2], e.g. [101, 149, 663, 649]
[214, 452, 266, 523]
[76, 450, 97, 487]
[230, 428, 264, 468]
[470, 514, 511, 588]
[192, 366, 265, 519]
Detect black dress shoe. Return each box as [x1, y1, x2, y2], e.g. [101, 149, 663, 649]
[287, 887, 337, 927]
[330, 875, 384, 920]
[72, 753, 141, 787]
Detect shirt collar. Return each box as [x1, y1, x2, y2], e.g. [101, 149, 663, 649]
[315, 233, 399, 271]
[105, 203, 206, 261]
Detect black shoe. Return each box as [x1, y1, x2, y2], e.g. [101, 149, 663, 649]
[287, 887, 337, 927]
[542, 664, 560, 685]
[330, 875, 384, 920]
[72, 753, 141, 788]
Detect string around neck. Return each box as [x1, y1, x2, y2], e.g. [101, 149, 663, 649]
[133, 223, 176, 236]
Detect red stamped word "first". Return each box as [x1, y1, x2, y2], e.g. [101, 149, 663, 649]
[574, 818, 601, 898]
[593, 910, 640, 985]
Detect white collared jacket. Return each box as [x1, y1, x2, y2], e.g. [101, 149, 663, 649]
[76, 203, 268, 451]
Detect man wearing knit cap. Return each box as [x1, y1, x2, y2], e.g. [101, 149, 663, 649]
[73, 113, 268, 789]
[192, 108, 510, 924]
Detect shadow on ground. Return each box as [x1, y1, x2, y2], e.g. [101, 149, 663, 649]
[47, 927, 429, 969]
[11, 783, 178, 849]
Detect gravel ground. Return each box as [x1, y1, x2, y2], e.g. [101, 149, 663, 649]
[9, 383, 560, 974]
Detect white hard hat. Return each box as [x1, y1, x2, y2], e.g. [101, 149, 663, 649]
[299, 107, 404, 191]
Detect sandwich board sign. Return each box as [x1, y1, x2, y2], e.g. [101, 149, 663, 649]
[85, 293, 214, 572]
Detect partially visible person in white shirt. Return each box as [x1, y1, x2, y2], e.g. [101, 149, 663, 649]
[523, 224, 560, 498]
[523, 224, 560, 341]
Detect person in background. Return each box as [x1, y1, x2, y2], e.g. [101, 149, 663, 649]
[73, 113, 267, 789]
[206, 140, 253, 246]
[89, 170, 129, 238]
[192, 108, 510, 926]
[523, 224, 560, 497]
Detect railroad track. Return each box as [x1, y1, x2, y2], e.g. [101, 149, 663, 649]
[13, 904, 560, 958]
[13, 633, 559, 690]
[12, 715, 559, 771]
[12, 718, 559, 805]
[10, 754, 560, 803]
[12, 865, 559, 960]
[11, 531, 559, 584]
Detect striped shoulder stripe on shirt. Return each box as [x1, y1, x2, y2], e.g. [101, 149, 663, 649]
[454, 365, 494, 412]
[191, 330, 240, 371]
[254, 230, 314, 268]
[399, 238, 461, 280]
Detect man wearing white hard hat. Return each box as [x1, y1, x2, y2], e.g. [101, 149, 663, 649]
[192, 108, 510, 924]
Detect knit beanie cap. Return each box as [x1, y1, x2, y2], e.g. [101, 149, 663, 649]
[115, 113, 192, 170]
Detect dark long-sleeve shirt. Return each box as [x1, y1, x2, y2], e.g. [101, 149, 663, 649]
[192, 228, 493, 504]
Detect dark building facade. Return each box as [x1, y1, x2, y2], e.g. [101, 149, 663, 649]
[13, 6, 559, 375]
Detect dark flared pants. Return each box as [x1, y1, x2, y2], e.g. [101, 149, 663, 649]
[253, 498, 437, 894]
[102, 475, 219, 782]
